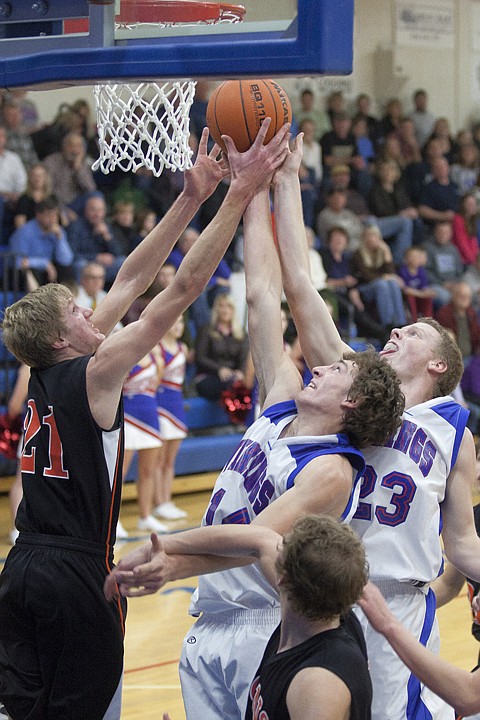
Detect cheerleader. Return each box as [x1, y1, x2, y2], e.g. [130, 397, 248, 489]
[154, 316, 189, 520]
[123, 349, 167, 533]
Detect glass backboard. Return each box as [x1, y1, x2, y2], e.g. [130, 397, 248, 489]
[0, 0, 354, 89]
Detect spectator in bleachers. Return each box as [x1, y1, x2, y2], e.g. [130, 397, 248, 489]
[194, 293, 249, 402]
[189, 80, 213, 148]
[131, 207, 157, 251]
[327, 161, 413, 265]
[43, 131, 97, 223]
[67, 193, 126, 286]
[299, 118, 323, 186]
[397, 117, 422, 166]
[167, 226, 231, 330]
[350, 224, 406, 330]
[319, 225, 388, 343]
[452, 192, 480, 266]
[13, 163, 52, 229]
[450, 143, 479, 195]
[110, 199, 138, 256]
[436, 281, 480, 362]
[410, 89, 436, 149]
[353, 92, 380, 143]
[3, 89, 40, 134]
[317, 188, 363, 249]
[378, 98, 403, 143]
[326, 90, 347, 125]
[397, 246, 435, 322]
[3, 97, 39, 170]
[428, 116, 458, 164]
[320, 111, 370, 196]
[377, 133, 406, 170]
[423, 219, 464, 307]
[0, 123, 27, 243]
[30, 101, 87, 160]
[405, 136, 445, 206]
[418, 156, 460, 229]
[462, 250, 480, 310]
[294, 87, 330, 142]
[351, 115, 376, 170]
[368, 158, 417, 221]
[9, 195, 74, 286]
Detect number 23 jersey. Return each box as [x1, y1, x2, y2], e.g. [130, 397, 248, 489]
[350, 396, 469, 585]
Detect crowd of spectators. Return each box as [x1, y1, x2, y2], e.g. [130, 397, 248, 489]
[1, 83, 480, 433]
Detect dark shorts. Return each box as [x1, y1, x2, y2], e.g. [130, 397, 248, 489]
[0, 535, 127, 720]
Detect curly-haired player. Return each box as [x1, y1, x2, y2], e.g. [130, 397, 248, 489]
[106, 169, 404, 719]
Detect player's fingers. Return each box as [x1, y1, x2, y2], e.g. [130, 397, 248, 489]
[103, 573, 120, 601]
[197, 127, 209, 154]
[221, 134, 237, 155]
[253, 116, 272, 146]
[208, 142, 223, 161]
[119, 582, 161, 597]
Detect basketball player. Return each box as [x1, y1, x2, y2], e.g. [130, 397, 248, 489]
[138, 514, 373, 720]
[105, 170, 404, 718]
[0, 121, 291, 720]
[271, 134, 480, 719]
[359, 582, 480, 719]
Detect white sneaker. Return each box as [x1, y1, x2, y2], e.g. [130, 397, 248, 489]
[116, 520, 129, 539]
[137, 515, 168, 533]
[154, 501, 188, 520]
[9, 528, 19, 545]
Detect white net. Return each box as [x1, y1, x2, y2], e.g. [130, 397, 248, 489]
[92, 80, 197, 176]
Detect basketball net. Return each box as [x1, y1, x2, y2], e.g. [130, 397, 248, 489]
[92, 2, 246, 177]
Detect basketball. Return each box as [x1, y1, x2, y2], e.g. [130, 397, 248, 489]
[206, 79, 292, 153]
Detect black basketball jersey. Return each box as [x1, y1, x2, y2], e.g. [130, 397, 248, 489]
[245, 611, 372, 720]
[15, 355, 124, 549]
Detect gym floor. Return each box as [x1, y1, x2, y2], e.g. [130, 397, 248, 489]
[0, 480, 479, 719]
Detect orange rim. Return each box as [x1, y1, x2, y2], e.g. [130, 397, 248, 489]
[116, 1, 246, 25]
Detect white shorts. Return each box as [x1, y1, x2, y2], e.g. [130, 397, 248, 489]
[124, 421, 162, 451]
[179, 608, 280, 720]
[354, 581, 455, 720]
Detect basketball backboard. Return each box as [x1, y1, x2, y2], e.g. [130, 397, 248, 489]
[0, 0, 354, 89]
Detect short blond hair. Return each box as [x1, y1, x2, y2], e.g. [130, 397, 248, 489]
[2, 284, 71, 368]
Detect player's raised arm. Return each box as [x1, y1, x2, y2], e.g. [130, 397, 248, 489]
[88, 120, 291, 429]
[359, 582, 480, 717]
[243, 185, 304, 410]
[273, 135, 350, 368]
[91, 128, 227, 336]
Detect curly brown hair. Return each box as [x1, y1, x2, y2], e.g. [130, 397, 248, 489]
[276, 514, 368, 621]
[2, 284, 71, 369]
[342, 349, 405, 448]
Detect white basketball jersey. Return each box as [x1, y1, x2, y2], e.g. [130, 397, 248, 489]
[350, 397, 469, 585]
[190, 400, 365, 616]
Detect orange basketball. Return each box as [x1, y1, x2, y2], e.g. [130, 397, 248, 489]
[206, 79, 292, 153]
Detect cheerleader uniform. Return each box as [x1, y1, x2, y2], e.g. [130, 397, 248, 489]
[123, 354, 162, 450]
[157, 341, 187, 441]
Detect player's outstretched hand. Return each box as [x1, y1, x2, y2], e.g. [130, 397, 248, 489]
[104, 533, 172, 600]
[273, 132, 304, 183]
[163, 713, 172, 720]
[222, 118, 291, 197]
[184, 127, 229, 204]
[358, 581, 396, 636]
